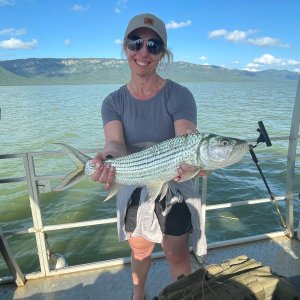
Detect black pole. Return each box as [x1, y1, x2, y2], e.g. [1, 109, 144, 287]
[249, 144, 287, 230]
[249, 145, 274, 200]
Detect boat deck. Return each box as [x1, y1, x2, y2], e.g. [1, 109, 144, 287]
[1, 235, 300, 300]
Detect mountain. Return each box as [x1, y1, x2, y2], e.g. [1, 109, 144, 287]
[0, 58, 299, 86]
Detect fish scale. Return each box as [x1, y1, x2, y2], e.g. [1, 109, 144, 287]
[53, 132, 249, 202]
[105, 133, 202, 184]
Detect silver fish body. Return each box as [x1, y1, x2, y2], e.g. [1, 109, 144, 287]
[54, 132, 249, 201]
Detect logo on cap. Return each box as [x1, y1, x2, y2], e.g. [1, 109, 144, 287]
[144, 17, 154, 26]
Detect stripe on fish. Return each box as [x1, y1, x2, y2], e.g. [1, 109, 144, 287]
[53, 132, 249, 202]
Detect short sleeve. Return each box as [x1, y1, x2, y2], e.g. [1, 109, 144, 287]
[167, 83, 197, 125]
[101, 93, 122, 127]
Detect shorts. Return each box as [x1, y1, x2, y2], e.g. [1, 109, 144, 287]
[125, 188, 192, 236]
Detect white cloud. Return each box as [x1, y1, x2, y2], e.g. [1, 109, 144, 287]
[166, 20, 192, 30]
[208, 29, 227, 38]
[282, 59, 300, 66]
[71, 4, 90, 12]
[209, 29, 255, 42]
[247, 37, 289, 47]
[247, 62, 260, 68]
[243, 68, 257, 72]
[244, 62, 261, 72]
[253, 53, 280, 65]
[200, 55, 207, 61]
[226, 30, 249, 41]
[0, 0, 15, 6]
[114, 0, 128, 14]
[114, 39, 123, 45]
[0, 28, 27, 36]
[64, 39, 71, 46]
[244, 53, 300, 71]
[209, 28, 288, 48]
[0, 38, 38, 49]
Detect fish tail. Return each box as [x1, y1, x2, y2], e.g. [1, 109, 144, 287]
[53, 143, 91, 191]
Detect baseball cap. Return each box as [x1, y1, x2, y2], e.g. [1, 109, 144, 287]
[124, 13, 167, 47]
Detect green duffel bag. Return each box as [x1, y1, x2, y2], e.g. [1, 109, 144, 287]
[154, 255, 300, 300]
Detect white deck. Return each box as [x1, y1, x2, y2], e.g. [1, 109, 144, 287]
[1, 235, 300, 300]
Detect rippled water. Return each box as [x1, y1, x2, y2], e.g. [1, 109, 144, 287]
[0, 81, 299, 276]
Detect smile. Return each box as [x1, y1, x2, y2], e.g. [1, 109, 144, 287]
[136, 60, 150, 66]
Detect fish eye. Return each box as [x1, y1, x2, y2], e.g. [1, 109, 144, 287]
[221, 139, 229, 146]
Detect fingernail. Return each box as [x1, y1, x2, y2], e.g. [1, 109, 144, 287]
[96, 163, 101, 168]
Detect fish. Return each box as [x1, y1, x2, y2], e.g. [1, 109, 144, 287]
[53, 132, 249, 201]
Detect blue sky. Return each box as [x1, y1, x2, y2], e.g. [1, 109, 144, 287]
[0, 0, 299, 72]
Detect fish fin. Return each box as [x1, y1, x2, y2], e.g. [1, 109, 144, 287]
[159, 182, 169, 201]
[146, 182, 165, 202]
[53, 168, 86, 191]
[54, 143, 91, 165]
[53, 143, 91, 191]
[177, 168, 202, 182]
[103, 183, 121, 202]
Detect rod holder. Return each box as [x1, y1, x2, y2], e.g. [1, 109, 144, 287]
[256, 121, 272, 147]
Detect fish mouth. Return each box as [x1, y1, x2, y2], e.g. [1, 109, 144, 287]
[230, 141, 249, 161]
[236, 139, 249, 151]
[235, 138, 249, 149]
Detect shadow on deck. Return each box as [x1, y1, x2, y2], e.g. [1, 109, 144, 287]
[1, 236, 300, 300]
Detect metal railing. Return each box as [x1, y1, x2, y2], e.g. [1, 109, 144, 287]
[1, 135, 299, 283]
[1, 79, 299, 284]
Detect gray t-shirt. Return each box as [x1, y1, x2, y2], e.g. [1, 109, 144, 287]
[101, 79, 207, 255]
[101, 79, 197, 152]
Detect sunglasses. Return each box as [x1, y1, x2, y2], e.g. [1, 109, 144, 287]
[126, 36, 164, 55]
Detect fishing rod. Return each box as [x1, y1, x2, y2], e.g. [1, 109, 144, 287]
[249, 121, 287, 231]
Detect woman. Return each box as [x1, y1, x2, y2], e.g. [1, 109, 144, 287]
[91, 13, 206, 300]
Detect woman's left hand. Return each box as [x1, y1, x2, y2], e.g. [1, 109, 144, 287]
[174, 163, 206, 182]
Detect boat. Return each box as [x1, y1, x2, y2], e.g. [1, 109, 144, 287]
[1, 79, 299, 299]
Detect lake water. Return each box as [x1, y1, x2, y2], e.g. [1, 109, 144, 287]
[0, 80, 299, 276]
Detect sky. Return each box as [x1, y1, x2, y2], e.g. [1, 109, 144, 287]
[0, 0, 300, 72]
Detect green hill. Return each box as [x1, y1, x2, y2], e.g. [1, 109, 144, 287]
[0, 58, 298, 86]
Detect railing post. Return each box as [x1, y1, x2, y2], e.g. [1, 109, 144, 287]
[286, 78, 300, 237]
[201, 175, 208, 229]
[0, 227, 26, 286]
[23, 153, 50, 276]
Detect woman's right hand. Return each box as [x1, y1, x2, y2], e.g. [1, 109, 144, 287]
[90, 152, 116, 190]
